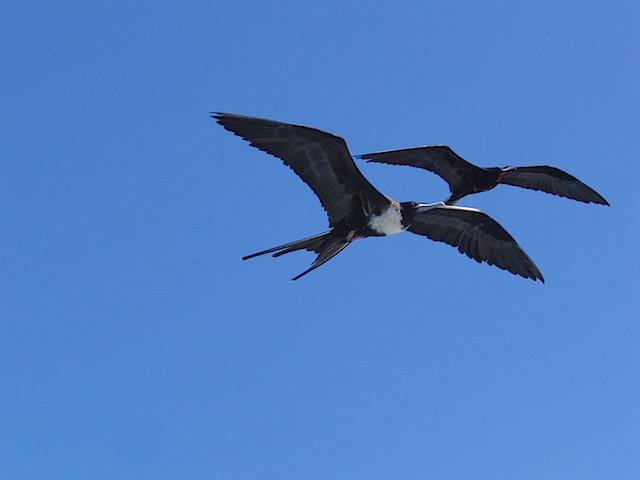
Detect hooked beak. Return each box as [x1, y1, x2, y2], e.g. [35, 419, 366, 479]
[415, 201, 445, 212]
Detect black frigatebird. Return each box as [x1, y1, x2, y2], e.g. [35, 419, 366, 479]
[358, 145, 609, 206]
[213, 113, 543, 282]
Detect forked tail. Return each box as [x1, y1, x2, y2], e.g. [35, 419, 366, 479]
[242, 231, 332, 260]
[242, 230, 351, 280]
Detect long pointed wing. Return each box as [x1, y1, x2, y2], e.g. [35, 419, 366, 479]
[214, 113, 390, 227]
[406, 205, 544, 281]
[358, 146, 483, 193]
[499, 166, 609, 205]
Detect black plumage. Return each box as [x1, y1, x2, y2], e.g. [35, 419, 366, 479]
[359, 145, 609, 206]
[214, 113, 543, 282]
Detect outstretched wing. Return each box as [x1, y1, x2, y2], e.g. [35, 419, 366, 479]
[499, 166, 609, 205]
[406, 205, 544, 282]
[358, 146, 483, 194]
[214, 113, 390, 226]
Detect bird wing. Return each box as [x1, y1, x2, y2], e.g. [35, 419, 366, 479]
[358, 145, 483, 194]
[214, 113, 390, 227]
[405, 205, 544, 281]
[498, 166, 609, 205]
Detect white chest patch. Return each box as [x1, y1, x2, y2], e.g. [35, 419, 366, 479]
[367, 205, 404, 235]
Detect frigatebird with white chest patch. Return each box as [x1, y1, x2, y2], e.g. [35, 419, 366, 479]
[213, 113, 543, 282]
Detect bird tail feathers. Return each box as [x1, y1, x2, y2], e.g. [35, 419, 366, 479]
[242, 231, 332, 261]
[242, 230, 351, 281]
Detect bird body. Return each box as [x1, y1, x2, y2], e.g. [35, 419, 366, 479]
[214, 113, 543, 282]
[366, 202, 404, 236]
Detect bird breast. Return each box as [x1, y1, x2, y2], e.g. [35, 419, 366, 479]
[367, 204, 404, 236]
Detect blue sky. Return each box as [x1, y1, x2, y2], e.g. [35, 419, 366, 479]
[2, 1, 638, 478]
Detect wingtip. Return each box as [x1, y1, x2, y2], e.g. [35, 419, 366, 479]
[530, 267, 545, 283]
[575, 194, 609, 206]
[528, 267, 544, 284]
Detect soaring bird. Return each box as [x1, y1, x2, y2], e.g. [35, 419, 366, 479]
[358, 145, 609, 206]
[213, 113, 543, 282]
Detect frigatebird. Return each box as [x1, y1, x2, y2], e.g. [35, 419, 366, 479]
[358, 145, 609, 206]
[213, 113, 543, 282]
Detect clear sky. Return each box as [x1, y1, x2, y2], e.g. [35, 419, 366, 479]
[2, 1, 638, 479]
